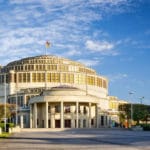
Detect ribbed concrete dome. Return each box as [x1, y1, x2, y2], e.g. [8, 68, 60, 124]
[42, 86, 86, 96]
[2, 55, 96, 75]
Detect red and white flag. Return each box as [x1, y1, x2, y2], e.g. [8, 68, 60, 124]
[45, 41, 50, 48]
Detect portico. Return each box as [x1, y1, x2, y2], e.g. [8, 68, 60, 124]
[29, 87, 100, 129]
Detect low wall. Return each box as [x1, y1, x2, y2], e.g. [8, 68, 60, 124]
[10, 126, 21, 133]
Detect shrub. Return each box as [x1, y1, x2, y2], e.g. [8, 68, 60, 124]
[140, 124, 150, 131]
[0, 123, 15, 132]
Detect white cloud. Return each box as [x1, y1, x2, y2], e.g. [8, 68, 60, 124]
[86, 40, 114, 52]
[62, 50, 81, 57]
[0, 0, 133, 65]
[107, 73, 128, 82]
[85, 40, 118, 55]
[77, 59, 100, 66]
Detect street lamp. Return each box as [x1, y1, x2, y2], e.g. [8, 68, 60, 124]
[16, 91, 18, 126]
[139, 96, 144, 104]
[129, 91, 134, 127]
[4, 73, 7, 132]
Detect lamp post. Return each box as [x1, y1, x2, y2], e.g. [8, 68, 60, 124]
[16, 91, 18, 126]
[139, 96, 144, 104]
[4, 73, 7, 132]
[129, 91, 134, 128]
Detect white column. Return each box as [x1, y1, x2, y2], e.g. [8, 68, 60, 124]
[34, 103, 37, 128]
[76, 102, 79, 128]
[89, 103, 91, 128]
[71, 105, 75, 128]
[61, 101, 64, 128]
[30, 72, 32, 83]
[99, 115, 101, 128]
[80, 105, 84, 128]
[30, 104, 32, 128]
[86, 106, 89, 128]
[45, 102, 48, 128]
[107, 115, 111, 128]
[51, 105, 55, 128]
[96, 104, 99, 128]
[24, 95, 26, 107]
[20, 115, 23, 128]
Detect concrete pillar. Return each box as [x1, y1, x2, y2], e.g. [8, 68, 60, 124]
[45, 102, 48, 128]
[80, 105, 84, 114]
[76, 101, 79, 128]
[24, 95, 26, 107]
[34, 103, 37, 128]
[71, 105, 75, 128]
[99, 114, 101, 128]
[80, 105, 84, 128]
[20, 115, 23, 128]
[9, 70, 15, 83]
[30, 72, 32, 83]
[107, 115, 111, 128]
[71, 105, 75, 113]
[96, 104, 99, 128]
[51, 105, 55, 128]
[61, 101, 64, 128]
[30, 104, 32, 128]
[88, 103, 91, 128]
[86, 106, 89, 128]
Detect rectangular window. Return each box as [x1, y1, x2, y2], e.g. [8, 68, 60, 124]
[55, 105, 60, 113]
[32, 73, 36, 82]
[64, 105, 70, 113]
[23, 73, 26, 82]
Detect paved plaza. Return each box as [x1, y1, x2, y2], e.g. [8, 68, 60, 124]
[0, 129, 150, 150]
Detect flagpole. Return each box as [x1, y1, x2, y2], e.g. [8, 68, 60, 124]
[45, 45, 47, 90]
[45, 46, 47, 56]
[45, 41, 50, 90]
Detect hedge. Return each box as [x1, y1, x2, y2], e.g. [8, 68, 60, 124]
[140, 124, 150, 131]
[0, 123, 15, 131]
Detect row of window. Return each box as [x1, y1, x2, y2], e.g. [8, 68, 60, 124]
[0, 73, 107, 88]
[8, 94, 36, 107]
[109, 102, 119, 110]
[48, 105, 89, 114]
[8, 96, 24, 107]
[2, 65, 95, 74]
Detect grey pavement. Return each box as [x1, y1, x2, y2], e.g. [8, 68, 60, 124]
[0, 128, 150, 150]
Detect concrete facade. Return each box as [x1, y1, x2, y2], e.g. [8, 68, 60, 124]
[0, 55, 118, 128]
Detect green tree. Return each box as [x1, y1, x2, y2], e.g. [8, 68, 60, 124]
[0, 103, 15, 122]
[119, 103, 150, 125]
[118, 112, 126, 127]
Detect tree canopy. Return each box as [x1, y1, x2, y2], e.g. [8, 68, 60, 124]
[119, 103, 150, 125]
[0, 103, 16, 122]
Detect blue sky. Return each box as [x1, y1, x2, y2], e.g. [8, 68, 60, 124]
[0, 0, 150, 104]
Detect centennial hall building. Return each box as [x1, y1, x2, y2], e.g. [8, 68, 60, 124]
[0, 55, 120, 129]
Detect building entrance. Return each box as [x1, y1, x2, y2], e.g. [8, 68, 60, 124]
[65, 119, 71, 128]
[55, 120, 60, 128]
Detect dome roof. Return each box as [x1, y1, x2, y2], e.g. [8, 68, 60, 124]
[1, 55, 96, 74]
[6, 55, 82, 66]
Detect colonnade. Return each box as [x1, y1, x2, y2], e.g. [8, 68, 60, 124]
[30, 101, 100, 128]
